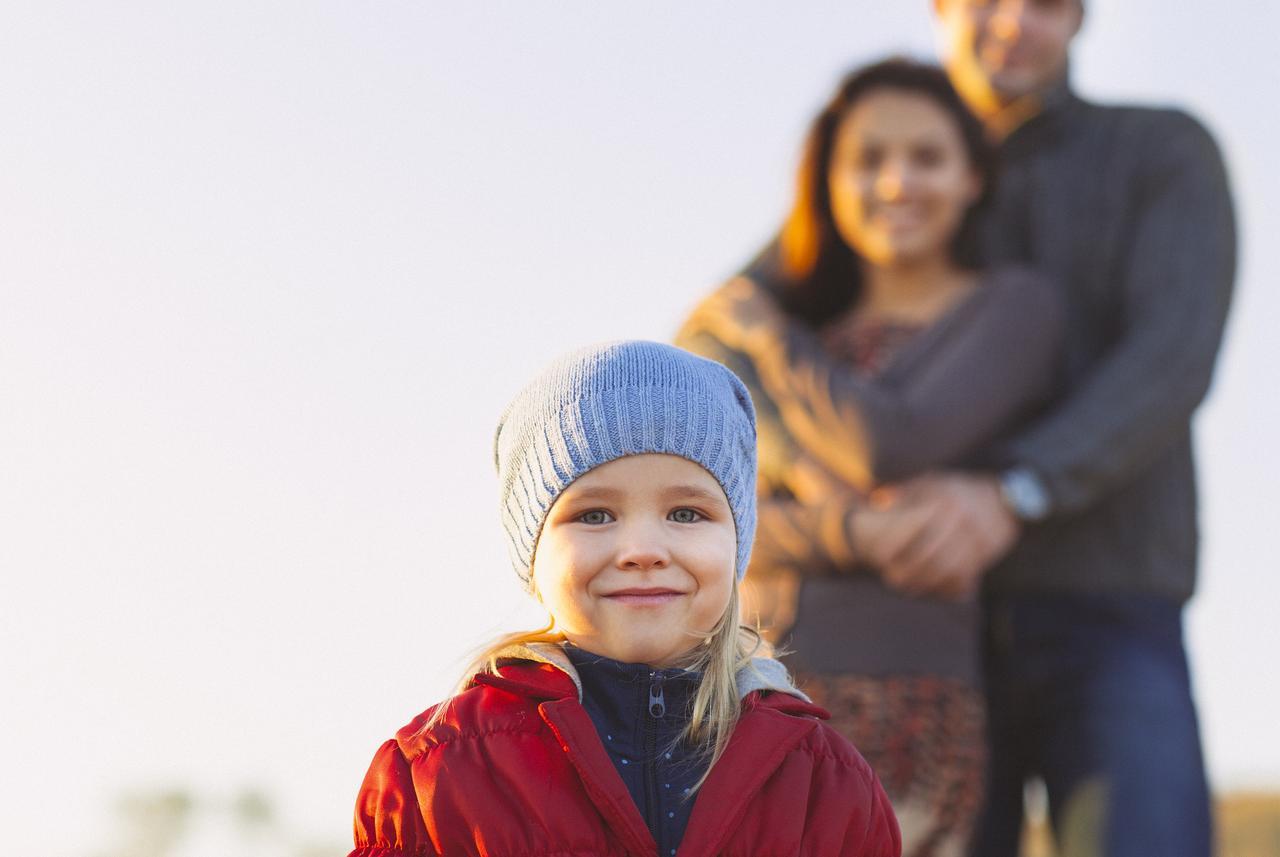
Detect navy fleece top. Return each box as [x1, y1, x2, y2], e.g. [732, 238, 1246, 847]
[565, 646, 708, 857]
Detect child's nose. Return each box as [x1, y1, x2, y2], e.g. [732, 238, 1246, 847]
[617, 547, 670, 571]
[615, 525, 672, 571]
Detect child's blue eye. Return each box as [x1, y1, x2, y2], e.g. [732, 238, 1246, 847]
[579, 510, 614, 525]
[669, 508, 702, 524]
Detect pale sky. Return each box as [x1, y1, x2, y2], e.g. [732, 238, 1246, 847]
[2, 2, 1277, 853]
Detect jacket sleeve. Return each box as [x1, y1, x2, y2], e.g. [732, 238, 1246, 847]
[845, 773, 902, 857]
[681, 271, 1064, 491]
[1002, 112, 1236, 515]
[804, 729, 902, 857]
[349, 739, 436, 857]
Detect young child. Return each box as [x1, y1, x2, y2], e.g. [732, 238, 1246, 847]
[348, 341, 901, 857]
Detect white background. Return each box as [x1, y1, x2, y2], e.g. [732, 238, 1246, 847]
[2, 2, 1276, 853]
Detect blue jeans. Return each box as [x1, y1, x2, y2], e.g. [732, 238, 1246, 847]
[971, 593, 1211, 857]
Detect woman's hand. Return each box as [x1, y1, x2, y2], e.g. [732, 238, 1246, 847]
[847, 477, 1011, 601]
[877, 472, 1018, 599]
[848, 494, 939, 589]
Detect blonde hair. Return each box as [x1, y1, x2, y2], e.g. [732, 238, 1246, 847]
[423, 583, 766, 791]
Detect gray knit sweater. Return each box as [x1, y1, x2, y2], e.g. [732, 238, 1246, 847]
[981, 86, 1236, 600]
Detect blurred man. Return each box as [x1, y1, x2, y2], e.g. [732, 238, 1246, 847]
[882, 1, 1237, 855]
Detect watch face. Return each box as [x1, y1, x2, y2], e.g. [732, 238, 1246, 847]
[1004, 470, 1049, 521]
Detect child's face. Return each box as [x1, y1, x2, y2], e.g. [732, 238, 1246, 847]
[532, 453, 737, 668]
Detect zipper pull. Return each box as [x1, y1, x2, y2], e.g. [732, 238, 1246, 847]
[648, 673, 666, 718]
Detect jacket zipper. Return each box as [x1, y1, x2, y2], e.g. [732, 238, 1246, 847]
[645, 671, 666, 852]
[649, 671, 667, 718]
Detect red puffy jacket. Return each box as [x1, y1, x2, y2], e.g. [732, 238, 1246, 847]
[349, 659, 901, 857]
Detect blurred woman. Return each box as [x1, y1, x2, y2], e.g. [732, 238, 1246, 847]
[677, 58, 1063, 857]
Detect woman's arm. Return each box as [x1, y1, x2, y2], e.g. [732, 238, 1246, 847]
[752, 492, 859, 576]
[683, 271, 1064, 490]
[675, 326, 862, 577]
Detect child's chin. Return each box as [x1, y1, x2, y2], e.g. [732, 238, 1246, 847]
[599, 636, 690, 668]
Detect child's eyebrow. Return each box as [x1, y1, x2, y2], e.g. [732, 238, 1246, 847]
[563, 486, 624, 502]
[660, 485, 728, 505]
[563, 484, 726, 506]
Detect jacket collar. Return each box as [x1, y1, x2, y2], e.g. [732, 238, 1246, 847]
[534, 672, 828, 857]
[473, 641, 811, 704]
[469, 643, 829, 857]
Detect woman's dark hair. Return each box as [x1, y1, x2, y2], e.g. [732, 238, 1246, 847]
[770, 57, 997, 326]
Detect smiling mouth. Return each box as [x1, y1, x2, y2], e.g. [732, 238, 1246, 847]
[880, 212, 924, 226]
[871, 203, 925, 220]
[603, 589, 686, 606]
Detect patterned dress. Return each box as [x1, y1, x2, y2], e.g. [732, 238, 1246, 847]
[791, 315, 986, 857]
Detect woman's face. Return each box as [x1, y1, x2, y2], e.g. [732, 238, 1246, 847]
[827, 87, 981, 269]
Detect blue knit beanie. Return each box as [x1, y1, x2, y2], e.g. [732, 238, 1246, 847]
[494, 340, 758, 590]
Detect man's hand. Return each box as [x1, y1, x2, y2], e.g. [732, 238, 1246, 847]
[849, 473, 1020, 599]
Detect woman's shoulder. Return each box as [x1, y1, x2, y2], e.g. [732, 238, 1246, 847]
[678, 275, 771, 333]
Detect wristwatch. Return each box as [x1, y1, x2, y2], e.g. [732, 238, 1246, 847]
[999, 467, 1052, 523]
